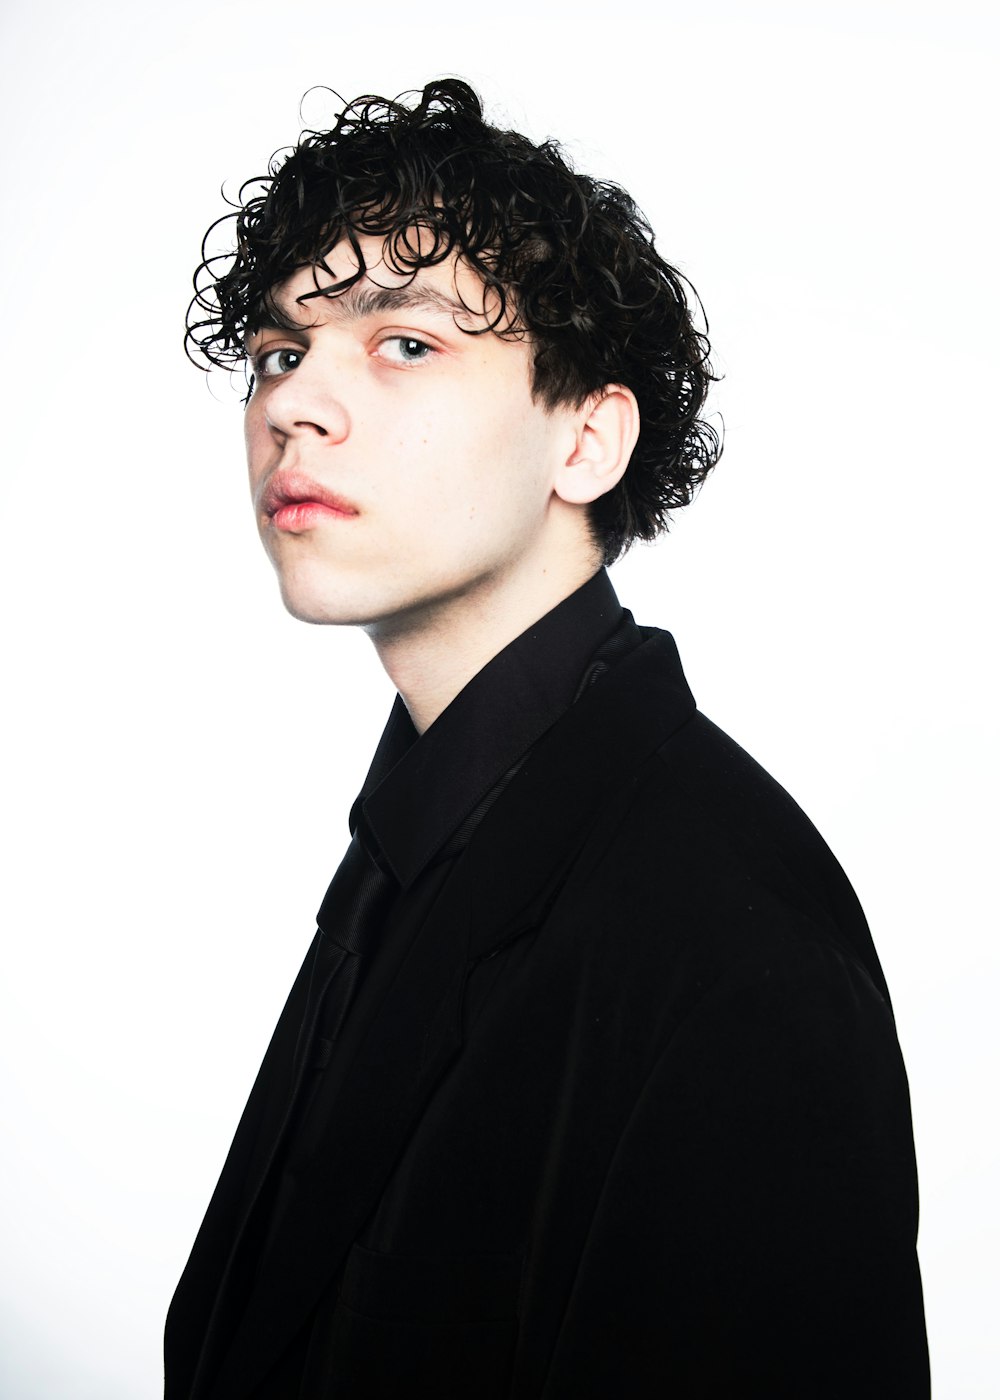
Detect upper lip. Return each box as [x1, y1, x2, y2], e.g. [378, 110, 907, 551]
[260, 468, 359, 519]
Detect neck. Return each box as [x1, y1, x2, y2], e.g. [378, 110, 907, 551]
[367, 557, 602, 735]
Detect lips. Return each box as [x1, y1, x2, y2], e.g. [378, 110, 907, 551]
[261, 468, 359, 522]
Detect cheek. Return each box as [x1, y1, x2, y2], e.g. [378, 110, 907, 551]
[471, 412, 557, 513]
[244, 411, 270, 486]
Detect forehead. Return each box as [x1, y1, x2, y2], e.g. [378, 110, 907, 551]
[270, 230, 502, 330]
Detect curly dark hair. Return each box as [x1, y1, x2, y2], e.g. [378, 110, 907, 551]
[187, 78, 721, 565]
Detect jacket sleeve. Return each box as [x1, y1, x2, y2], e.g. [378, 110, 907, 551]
[539, 936, 929, 1399]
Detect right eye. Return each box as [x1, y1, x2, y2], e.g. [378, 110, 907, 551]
[255, 347, 304, 378]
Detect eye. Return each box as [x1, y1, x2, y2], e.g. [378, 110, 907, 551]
[376, 336, 435, 366]
[255, 346, 305, 378]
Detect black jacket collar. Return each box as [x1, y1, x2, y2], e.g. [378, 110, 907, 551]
[351, 569, 626, 890]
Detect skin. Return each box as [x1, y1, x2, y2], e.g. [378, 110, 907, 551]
[244, 233, 638, 732]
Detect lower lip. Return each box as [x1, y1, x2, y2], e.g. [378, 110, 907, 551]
[271, 502, 357, 532]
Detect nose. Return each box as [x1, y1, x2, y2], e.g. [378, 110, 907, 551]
[262, 358, 351, 446]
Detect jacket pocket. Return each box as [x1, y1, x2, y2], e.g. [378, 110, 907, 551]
[302, 1244, 523, 1398]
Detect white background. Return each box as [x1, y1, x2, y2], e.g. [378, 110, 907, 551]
[1, 0, 997, 1394]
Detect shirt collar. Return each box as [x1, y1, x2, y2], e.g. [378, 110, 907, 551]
[350, 569, 625, 890]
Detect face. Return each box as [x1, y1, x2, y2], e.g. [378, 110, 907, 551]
[244, 234, 586, 640]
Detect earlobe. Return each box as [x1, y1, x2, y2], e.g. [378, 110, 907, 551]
[554, 386, 640, 506]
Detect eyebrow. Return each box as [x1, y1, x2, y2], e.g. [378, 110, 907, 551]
[267, 280, 483, 332]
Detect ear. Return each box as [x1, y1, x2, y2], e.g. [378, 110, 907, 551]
[553, 386, 640, 506]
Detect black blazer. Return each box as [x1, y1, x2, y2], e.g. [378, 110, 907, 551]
[166, 630, 929, 1398]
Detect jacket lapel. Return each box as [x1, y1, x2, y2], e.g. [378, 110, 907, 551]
[208, 859, 475, 1399]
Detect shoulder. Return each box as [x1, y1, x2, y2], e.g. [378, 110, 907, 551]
[573, 637, 888, 1002]
[592, 627, 842, 879]
[652, 708, 851, 910]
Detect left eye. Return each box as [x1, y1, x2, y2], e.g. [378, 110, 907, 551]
[378, 336, 434, 365]
[256, 347, 304, 378]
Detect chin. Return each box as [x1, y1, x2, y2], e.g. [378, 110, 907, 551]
[278, 581, 362, 627]
[271, 556, 488, 634]
[266, 546, 355, 624]
[275, 564, 400, 629]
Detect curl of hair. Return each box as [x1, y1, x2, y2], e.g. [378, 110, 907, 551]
[187, 78, 721, 564]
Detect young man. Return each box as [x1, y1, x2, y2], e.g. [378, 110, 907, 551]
[166, 80, 929, 1398]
